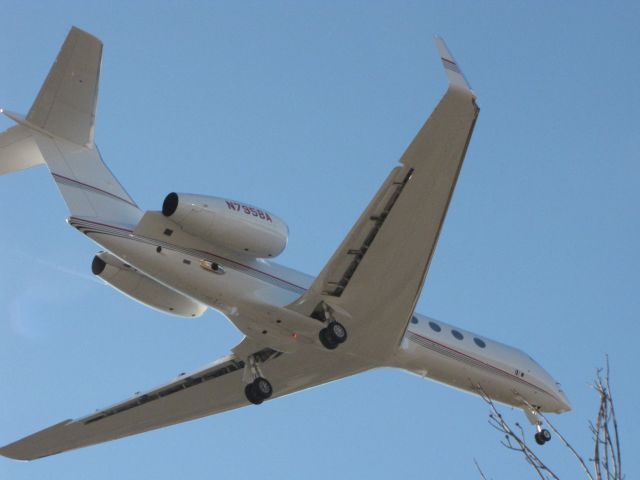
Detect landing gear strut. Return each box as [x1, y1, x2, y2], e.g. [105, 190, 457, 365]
[319, 321, 348, 350]
[524, 407, 552, 445]
[243, 353, 273, 405]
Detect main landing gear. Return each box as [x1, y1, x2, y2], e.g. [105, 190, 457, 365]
[311, 302, 348, 351]
[241, 315, 349, 406]
[244, 377, 273, 405]
[524, 407, 552, 446]
[319, 321, 348, 350]
[243, 354, 273, 405]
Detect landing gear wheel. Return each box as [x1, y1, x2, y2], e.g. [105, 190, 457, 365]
[534, 429, 551, 445]
[253, 377, 273, 399]
[319, 328, 338, 350]
[319, 321, 348, 350]
[244, 377, 272, 405]
[245, 383, 263, 405]
[327, 321, 347, 344]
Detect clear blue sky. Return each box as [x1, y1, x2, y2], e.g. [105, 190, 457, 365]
[1, 2, 638, 479]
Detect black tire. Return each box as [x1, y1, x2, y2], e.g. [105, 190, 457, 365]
[534, 431, 546, 445]
[245, 383, 263, 405]
[540, 428, 551, 442]
[253, 377, 273, 400]
[319, 328, 338, 350]
[327, 321, 348, 344]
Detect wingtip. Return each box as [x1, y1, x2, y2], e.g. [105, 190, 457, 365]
[0, 442, 63, 461]
[0, 419, 75, 461]
[433, 37, 475, 98]
[68, 26, 103, 46]
[0, 445, 33, 462]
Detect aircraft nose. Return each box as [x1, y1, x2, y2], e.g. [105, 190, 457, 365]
[555, 389, 572, 413]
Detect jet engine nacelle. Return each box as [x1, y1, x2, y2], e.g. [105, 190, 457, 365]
[162, 192, 288, 258]
[92, 252, 207, 318]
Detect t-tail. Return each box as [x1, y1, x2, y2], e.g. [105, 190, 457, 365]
[0, 27, 142, 229]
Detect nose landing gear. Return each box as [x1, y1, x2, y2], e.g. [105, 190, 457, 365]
[534, 427, 552, 446]
[524, 407, 552, 445]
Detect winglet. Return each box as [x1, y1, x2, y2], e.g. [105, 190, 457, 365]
[434, 37, 475, 97]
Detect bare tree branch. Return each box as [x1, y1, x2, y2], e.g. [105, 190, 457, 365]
[592, 393, 603, 480]
[536, 409, 594, 480]
[604, 356, 622, 479]
[480, 388, 559, 480]
[477, 358, 622, 480]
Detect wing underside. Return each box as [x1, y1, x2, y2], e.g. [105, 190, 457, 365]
[0, 346, 370, 460]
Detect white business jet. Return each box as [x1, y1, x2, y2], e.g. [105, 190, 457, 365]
[0, 28, 570, 460]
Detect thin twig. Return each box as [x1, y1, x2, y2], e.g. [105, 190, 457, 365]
[604, 356, 622, 479]
[480, 388, 559, 480]
[532, 405, 595, 480]
[593, 381, 603, 480]
[603, 399, 612, 480]
[474, 459, 490, 480]
[477, 358, 623, 480]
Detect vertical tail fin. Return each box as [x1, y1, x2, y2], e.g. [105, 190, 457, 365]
[0, 27, 141, 228]
[27, 26, 101, 148]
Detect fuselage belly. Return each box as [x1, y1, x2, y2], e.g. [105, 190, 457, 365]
[84, 224, 569, 414]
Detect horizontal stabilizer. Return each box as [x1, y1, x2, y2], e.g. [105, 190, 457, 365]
[0, 123, 45, 175]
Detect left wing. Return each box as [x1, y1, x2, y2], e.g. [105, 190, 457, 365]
[0, 345, 370, 460]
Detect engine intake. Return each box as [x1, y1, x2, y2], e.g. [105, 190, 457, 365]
[162, 192, 179, 217]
